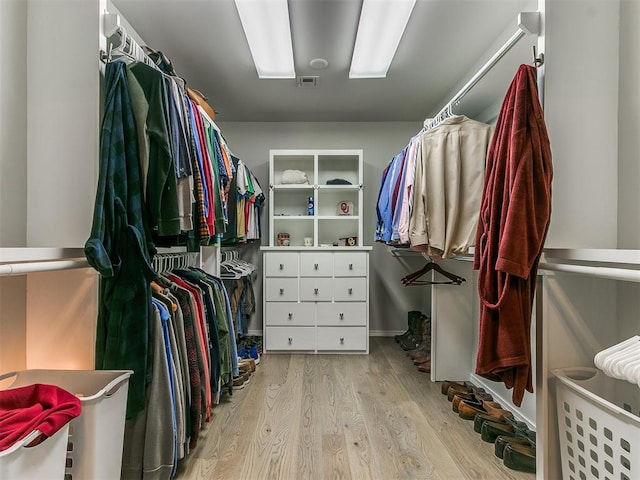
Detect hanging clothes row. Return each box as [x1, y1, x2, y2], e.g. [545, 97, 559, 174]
[375, 114, 492, 259]
[220, 249, 257, 336]
[121, 260, 243, 479]
[85, 34, 264, 423]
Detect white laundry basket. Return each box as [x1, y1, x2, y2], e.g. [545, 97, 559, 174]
[552, 367, 640, 480]
[0, 369, 132, 480]
[0, 425, 70, 480]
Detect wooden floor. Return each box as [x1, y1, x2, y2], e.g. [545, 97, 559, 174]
[175, 337, 533, 480]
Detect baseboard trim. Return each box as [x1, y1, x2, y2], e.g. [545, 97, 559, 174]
[370, 330, 404, 337]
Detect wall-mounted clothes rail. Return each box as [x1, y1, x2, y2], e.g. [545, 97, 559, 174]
[152, 252, 199, 275]
[538, 262, 640, 283]
[424, 11, 542, 130]
[0, 259, 90, 277]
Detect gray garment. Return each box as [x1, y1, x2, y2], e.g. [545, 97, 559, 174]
[165, 299, 186, 461]
[167, 291, 191, 452]
[177, 175, 194, 232]
[121, 306, 175, 480]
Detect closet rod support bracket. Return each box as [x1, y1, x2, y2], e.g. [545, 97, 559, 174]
[518, 11, 540, 36]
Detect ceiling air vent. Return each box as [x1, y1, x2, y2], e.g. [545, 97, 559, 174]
[296, 76, 319, 88]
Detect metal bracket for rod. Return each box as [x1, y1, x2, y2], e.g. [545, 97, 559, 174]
[518, 11, 540, 35]
[532, 46, 545, 67]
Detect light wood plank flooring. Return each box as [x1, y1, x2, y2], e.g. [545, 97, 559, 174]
[175, 337, 534, 480]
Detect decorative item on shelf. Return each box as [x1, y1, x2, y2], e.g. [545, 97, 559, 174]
[280, 169, 309, 184]
[326, 178, 352, 185]
[276, 233, 290, 246]
[307, 196, 314, 215]
[338, 200, 354, 216]
[339, 236, 358, 247]
[304, 237, 313, 247]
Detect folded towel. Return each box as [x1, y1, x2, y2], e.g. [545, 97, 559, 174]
[280, 170, 309, 184]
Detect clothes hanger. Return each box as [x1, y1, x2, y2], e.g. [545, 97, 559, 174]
[402, 260, 466, 286]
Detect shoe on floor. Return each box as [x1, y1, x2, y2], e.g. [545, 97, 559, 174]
[495, 434, 536, 459]
[503, 443, 536, 473]
[440, 380, 473, 395]
[232, 376, 246, 390]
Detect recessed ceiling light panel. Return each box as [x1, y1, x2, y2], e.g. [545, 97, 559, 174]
[234, 0, 295, 79]
[350, 0, 416, 79]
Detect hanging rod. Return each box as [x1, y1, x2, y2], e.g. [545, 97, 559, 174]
[0, 259, 90, 277]
[425, 11, 542, 129]
[538, 262, 640, 284]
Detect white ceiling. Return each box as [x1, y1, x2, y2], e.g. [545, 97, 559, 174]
[111, 0, 537, 122]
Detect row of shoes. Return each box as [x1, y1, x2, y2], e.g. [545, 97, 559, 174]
[441, 380, 537, 474]
[233, 335, 263, 390]
[395, 311, 432, 373]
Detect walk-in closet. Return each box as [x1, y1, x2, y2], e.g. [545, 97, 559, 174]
[0, 0, 638, 479]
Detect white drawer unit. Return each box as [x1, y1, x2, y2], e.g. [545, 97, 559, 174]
[263, 150, 369, 354]
[265, 303, 316, 326]
[265, 252, 299, 277]
[333, 252, 367, 277]
[300, 277, 333, 302]
[317, 327, 368, 351]
[317, 303, 367, 326]
[300, 253, 333, 277]
[264, 278, 299, 302]
[333, 277, 367, 301]
[265, 327, 316, 351]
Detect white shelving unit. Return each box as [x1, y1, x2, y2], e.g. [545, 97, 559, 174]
[262, 149, 371, 354]
[269, 149, 363, 248]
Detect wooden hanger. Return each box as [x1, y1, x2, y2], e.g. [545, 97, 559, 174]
[401, 261, 466, 286]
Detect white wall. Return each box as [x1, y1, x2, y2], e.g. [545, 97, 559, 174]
[216, 121, 430, 334]
[617, 0, 640, 249]
[543, 0, 620, 249]
[0, 0, 27, 247]
[0, 0, 28, 373]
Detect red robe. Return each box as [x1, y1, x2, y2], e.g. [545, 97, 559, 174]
[473, 64, 553, 406]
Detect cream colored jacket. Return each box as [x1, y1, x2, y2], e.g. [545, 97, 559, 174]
[409, 115, 492, 258]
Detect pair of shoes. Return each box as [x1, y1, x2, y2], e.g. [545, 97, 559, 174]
[451, 391, 493, 412]
[440, 380, 473, 396]
[416, 358, 431, 373]
[239, 358, 256, 372]
[447, 385, 485, 402]
[232, 375, 246, 390]
[495, 431, 536, 459]
[395, 310, 424, 343]
[458, 399, 513, 421]
[473, 413, 526, 434]
[503, 443, 536, 473]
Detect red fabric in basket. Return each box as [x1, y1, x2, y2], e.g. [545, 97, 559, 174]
[0, 383, 82, 451]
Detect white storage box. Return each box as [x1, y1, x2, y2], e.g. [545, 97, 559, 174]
[0, 369, 132, 480]
[553, 367, 640, 480]
[0, 425, 70, 480]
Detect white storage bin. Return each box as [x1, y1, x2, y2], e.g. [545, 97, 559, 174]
[553, 367, 640, 480]
[0, 369, 132, 480]
[0, 425, 70, 480]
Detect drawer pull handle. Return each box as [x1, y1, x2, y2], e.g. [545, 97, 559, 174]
[349, 263, 353, 270]
[348, 288, 353, 295]
[339, 313, 344, 320]
[288, 313, 292, 320]
[340, 337, 345, 344]
[279, 264, 284, 270]
[280, 288, 284, 295]
[288, 337, 293, 344]
[314, 263, 319, 270]
[314, 288, 319, 295]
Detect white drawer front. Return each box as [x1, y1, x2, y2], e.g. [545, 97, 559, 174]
[300, 278, 333, 302]
[264, 252, 299, 277]
[265, 278, 299, 302]
[333, 277, 367, 301]
[317, 303, 367, 326]
[334, 252, 367, 277]
[300, 253, 334, 277]
[317, 327, 367, 351]
[266, 303, 315, 326]
[266, 326, 315, 351]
